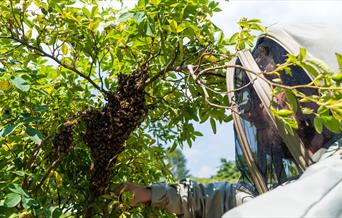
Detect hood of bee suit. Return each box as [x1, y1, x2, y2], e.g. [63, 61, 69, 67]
[264, 23, 342, 73]
[226, 23, 342, 195]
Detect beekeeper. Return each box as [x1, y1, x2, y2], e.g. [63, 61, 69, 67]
[117, 23, 342, 218]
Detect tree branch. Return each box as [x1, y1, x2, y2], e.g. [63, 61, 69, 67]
[144, 45, 179, 87]
[0, 36, 12, 39]
[144, 65, 178, 87]
[198, 71, 226, 78]
[8, 36, 106, 94]
[33, 156, 63, 192]
[188, 65, 229, 109]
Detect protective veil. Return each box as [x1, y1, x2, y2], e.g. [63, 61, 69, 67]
[227, 23, 342, 194]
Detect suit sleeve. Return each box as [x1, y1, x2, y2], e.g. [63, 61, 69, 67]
[150, 179, 254, 218]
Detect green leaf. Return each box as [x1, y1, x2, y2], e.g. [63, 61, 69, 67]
[8, 184, 29, 197]
[0, 80, 10, 91]
[91, 6, 99, 18]
[314, 117, 323, 134]
[168, 19, 178, 33]
[224, 114, 233, 122]
[25, 126, 43, 145]
[306, 59, 333, 74]
[150, 0, 161, 6]
[285, 91, 298, 112]
[194, 131, 203, 137]
[284, 67, 293, 76]
[298, 47, 306, 61]
[62, 43, 68, 55]
[200, 111, 209, 123]
[177, 24, 187, 33]
[284, 122, 295, 135]
[321, 116, 341, 133]
[168, 143, 177, 153]
[25, 29, 32, 39]
[82, 7, 91, 17]
[217, 31, 225, 45]
[227, 32, 238, 45]
[276, 109, 293, 117]
[335, 52, 342, 72]
[10, 76, 30, 92]
[118, 12, 133, 22]
[209, 1, 219, 9]
[52, 170, 63, 188]
[318, 106, 329, 115]
[248, 19, 261, 23]
[301, 62, 320, 78]
[0, 123, 21, 137]
[4, 193, 21, 208]
[22, 196, 37, 209]
[52, 208, 63, 218]
[250, 23, 265, 32]
[272, 78, 282, 83]
[302, 107, 313, 115]
[146, 22, 153, 36]
[186, 138, 192, 147]
[133, 12, 145, 22]
[331, 73, 342, 83]
[210, 118, 216, 134]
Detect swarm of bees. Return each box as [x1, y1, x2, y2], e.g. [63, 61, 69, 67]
[53, 121, 74, 157]
[53, 71, 148, 199]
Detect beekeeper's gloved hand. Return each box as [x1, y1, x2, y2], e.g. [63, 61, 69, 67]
[114, 183, 151, 206]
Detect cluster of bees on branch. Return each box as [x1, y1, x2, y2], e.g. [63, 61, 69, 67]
[53, 72, 148, 195]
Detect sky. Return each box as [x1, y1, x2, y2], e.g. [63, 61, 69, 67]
[182, 0, 342, 178]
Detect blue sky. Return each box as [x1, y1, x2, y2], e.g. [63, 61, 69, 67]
[183, 0, 342, 178]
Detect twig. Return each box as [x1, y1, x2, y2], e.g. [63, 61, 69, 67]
[97, 50, 110, 90]
[227, 78, 256, 95]
[143, 50, 161, 66]
[194, 52, 209, 73]
[188, 65, 228, 109]
[22, 135, 53, 187]
[144, 65, 178, 86]
[0, 36, 12, 39]
[9, 36, 106, 94]
[33, 156, 63, 192]
[144, 43, 180, 86]
[9, 0, 23, 36]
[97, 60, 104, 91]
[198, 71, 226, 78]
[88, 58, 95, 77]
[196, 64, 256, 80]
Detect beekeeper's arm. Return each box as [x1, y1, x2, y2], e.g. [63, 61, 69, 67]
[124, 179, 254, 218]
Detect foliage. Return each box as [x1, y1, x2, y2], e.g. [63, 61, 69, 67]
[268, 49, 342, 134]
[165, 149, 190, 180]
[0, 0, 231, 216]
[0, 0, 341, 217]
[192, 158, 240, 184]
[213, 158, 240, 182]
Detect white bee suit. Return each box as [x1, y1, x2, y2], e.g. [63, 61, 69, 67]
[222, 140, 342, 218]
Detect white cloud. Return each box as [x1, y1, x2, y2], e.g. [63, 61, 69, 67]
[183, 147, 202, 165]
[194, 165, 216, 178]
[182, 121, 235, 178]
